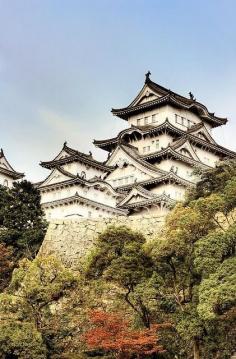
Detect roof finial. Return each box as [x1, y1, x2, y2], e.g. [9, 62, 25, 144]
[63, 141, 67, 148]
[189, 91, 195, 101]
[145, 71, 151, 83]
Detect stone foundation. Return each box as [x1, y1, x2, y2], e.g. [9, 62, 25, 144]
[39, 215, 165, 267]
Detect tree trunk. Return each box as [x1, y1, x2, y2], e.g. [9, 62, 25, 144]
[193, 339, 200, 359]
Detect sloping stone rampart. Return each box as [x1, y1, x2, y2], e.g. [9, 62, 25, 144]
[39, 215, 165, 267]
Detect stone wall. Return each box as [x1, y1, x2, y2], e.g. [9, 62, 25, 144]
[39, 215, 165, 267]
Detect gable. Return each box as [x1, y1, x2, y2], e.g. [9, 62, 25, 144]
[53, 149, 71, 161]
[118, 186, 155, 207]
[106, 146, 163, 180]
[39, 168, 74, 188]
[129, 84, 162, 108]
[193, 128, 216, 144]
[106, 163, 153, 187]
[0, 155, 14, 172]
[174, 140, 200, 162]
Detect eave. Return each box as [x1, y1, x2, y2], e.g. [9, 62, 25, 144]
[112, 87, 227, 128]
[42, 192, 127, 215]
[0, 166, 24, 180]
[119, 193, 176, 209]
[142, 146, 211, 169]
[174, 134, 236, 158]
[94, 119, 183, 151]
[117, 172, 194, 193]
[40, 153, 113, 172]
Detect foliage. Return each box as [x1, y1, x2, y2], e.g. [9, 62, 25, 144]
[86, 226, 154, 327]
[0, 185, 10, 226]
[85, 161, 236, 359]
[0, 256, 78, 358]
[83, 310, 167, 358]
[0, 243, 14, 292]
[0, 180, 47, 259]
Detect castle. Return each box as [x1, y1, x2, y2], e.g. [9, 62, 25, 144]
[2, 74, 235, 219]
[0, 148, 24, 188]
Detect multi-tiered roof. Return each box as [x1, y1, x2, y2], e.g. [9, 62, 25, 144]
[39, 74, 236, 219]
[111, 73, 227, 127]
[0, 148, 24, 181]
[93, 74, 236, 214]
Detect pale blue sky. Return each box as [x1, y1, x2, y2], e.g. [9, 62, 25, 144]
[0, 0, 236, 181]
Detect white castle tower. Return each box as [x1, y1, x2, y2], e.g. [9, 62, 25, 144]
[0, 148, 24, 188]
[38, 73, 236, 220]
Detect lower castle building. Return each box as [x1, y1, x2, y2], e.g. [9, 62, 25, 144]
[0, 149, 24, 188]
[38, 74, 236, 220]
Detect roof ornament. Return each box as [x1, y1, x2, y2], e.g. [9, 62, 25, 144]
[0, 148, 3, 156]
[189, 92, 196, 101]
[63, 141, 67, 148]
[89, 151, 92, 157]
[145, 71, 151, 83]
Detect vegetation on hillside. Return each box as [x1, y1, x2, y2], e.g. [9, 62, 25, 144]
[0, 163, 235, 359]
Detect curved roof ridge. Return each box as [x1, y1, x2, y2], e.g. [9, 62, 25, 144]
[111, 77, 227, 126]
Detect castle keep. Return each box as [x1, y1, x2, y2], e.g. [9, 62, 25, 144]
[38, 73, 236, 220]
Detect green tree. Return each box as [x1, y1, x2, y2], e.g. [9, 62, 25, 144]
[0, 185, 10, 226]
[86, 226, 154, 328]
[0, 180, 47, 259]
[148, 161, 236, 359]
[0, 243, 14, 291]
[0, 255, 78, 358]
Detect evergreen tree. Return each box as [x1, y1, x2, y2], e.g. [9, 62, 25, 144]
[0, 180, 47, 259]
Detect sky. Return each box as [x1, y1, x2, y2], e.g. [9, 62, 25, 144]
[0, 0, 236, 181]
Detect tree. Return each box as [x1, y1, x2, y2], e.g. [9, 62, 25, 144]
[0, 180, 47, 259]
[0, 185, 10, 226]
[86, 226, 154, 328]
[0, 255, 78, 358]
[0, 243, 14, 291]
[149, 160, 236, 359]
[83, 310, 167, 358]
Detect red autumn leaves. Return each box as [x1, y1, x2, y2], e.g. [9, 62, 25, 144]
[83, 310, 170, 358]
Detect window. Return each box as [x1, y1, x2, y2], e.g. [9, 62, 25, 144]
[143, 146, 150, 153]
[81, 171, 86, 179]
[130, 176, 135, 183]
[118, 178, 123, 186]
[175, 114, 194, 128]
[3, 179, 8, 187]
[156, 140, 159, 150]
[144, 117, 148, 125]
[113, 180, 117, 186]
[137, 119, 141, 126]
[152, 114, 157, 123]
[88, 211, 92, 218]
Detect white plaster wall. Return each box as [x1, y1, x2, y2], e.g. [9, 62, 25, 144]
[0, 173, 14, 188]
[127, 104, 213, 133]
[157, 159, 198, 182]
[62, 162, 105, 179]
[129, 133, 173, 155]
[43, 202, 116, 221]
[106, 164, 153, 187]
[150, 183, 186, 201]
[40, 183, 118, 208]
[193, 146, 219, 166]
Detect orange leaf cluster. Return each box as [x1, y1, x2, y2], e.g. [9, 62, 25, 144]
[84, 310, 168, 358]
